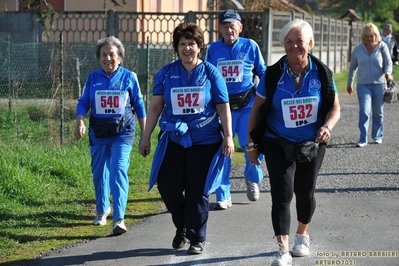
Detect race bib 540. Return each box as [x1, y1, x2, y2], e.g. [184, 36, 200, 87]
[95, 90, 127, 115]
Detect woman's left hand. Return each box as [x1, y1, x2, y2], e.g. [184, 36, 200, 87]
[385, 73, 393, 82]
[316, 126, 330, 143]
[248, 148, 261, 165]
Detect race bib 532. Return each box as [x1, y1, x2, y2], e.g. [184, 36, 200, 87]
[281, 96, 319, 128]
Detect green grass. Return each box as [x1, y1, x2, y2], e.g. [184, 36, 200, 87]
[333, 66, 399, 94]
[0, 111, 163, 265]
[0, 143, 162, 265]
[0, 106, 246, 265]
[393, 65, 399, 78]
[333, 70, 349, 93]
[0, 69, 367, 265]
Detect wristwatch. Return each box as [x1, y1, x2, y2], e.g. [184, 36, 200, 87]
[322, 124, 332, 132]
[245, 142, 256, 148]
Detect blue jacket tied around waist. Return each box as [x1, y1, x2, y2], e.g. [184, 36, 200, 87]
[148, 118, 225, 194]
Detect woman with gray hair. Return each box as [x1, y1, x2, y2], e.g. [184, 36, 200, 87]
[75, 36, 146, 235]
[248, 19, 340, 265]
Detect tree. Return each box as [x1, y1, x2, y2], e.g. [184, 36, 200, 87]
[291, 0, 321, 14]
[17, 0, 127, 33]
[321, 0, 399, 22]
[243, 0, 399, 21]
[243, 0, 291, 11]
[18, 0, 57, 31]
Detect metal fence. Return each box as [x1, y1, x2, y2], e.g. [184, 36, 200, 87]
[0, 38, 173, 145]
[0, 9, 365, 145]
[43, 9, 365, 69]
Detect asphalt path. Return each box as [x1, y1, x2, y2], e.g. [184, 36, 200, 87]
[27, 93, 399, 266]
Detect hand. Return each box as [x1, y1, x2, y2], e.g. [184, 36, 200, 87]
[248, 148, 261, 165]
[222, 136, 234, 157]
[316, 126, 331, 143]
[385, 73, 393, 82]
[347, 86, 354, 95]
[74, 124, 86, 141]
[139, 137, 151, 157]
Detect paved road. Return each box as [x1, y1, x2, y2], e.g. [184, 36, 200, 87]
[27, 94, 399, 266]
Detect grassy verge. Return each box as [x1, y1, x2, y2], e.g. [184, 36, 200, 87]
[333, 70, 348, 93]
[0, 116, 246, 265]
[0, 116, 163, 265]
[393, 65, 399, 77]
[333, 66, 399, 93]
[0, 69, 357, 265]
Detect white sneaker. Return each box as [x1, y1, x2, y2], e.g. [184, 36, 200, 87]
[292, 233, 310, 257]
[93, 206, 111, 226]
[271, 249, 292, 266]
[214, 198, 232, 210]
[245, 177, 260, 201]
[356, 142, 367, 148]
[374, 139, 382, 144]
[112, 219, 127, 235]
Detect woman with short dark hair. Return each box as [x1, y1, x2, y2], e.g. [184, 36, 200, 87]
[139, 22, 234, 255]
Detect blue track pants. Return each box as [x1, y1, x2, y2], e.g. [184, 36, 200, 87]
[215, 108, 264, 201]
[90, 142, 132, 221]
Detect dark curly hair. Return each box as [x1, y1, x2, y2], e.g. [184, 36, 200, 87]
[172, 22, 205, 56]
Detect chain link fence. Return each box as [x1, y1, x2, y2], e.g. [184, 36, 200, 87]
[0, 8, 365, 146]
[0, 37, 175, 145]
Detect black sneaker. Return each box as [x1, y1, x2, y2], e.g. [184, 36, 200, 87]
[187, 241, 205, 255]
[172, 229, 189, 249]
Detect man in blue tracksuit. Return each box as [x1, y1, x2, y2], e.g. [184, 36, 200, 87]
[205, 9, 266, 210]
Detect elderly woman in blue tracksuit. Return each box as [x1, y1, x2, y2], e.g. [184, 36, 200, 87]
[139, 22, 234, 255]
[205, 10, 266, 210]
[248, 20, 341, 266]
[75, 36, 146, 235]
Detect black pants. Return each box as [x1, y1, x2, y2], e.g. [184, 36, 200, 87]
[263, 137, 326, 236]
[157, 141, 220, 242]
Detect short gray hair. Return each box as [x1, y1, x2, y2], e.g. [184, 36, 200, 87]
[279, 19, 314, 49]
[383, 24, 393, 31]
[95, 36, 125, 62]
